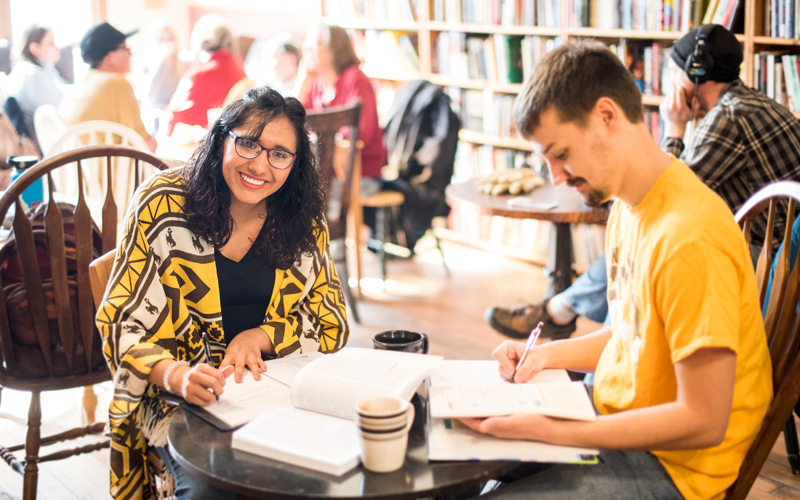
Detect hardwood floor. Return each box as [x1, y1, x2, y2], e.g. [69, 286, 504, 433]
[0, 238, 798, 499]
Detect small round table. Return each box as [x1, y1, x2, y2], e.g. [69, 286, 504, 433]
[446, 179, 609, 298]
[168, 396, 517, 499]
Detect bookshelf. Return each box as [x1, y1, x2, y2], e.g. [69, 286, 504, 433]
[322, 0, 800, 268]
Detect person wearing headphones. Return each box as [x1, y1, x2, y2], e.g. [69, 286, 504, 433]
[485, 24, 800, 341]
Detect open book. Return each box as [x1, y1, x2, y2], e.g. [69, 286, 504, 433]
[180, 352, 324, 431]
[427, 360, 598, 464]
[231, 347, 443, 476]
[428, 360, 596, 420]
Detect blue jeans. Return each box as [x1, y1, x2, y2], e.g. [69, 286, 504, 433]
[155, 446, 238, 500]
[479, 449, 683, 500]
[561, 254, 609, 324]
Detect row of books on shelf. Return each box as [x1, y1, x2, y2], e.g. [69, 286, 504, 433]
[702, 0, 743, 30]
[435, 31, 532, 84]
[324, 0, 418, 21]
[457, 89, 517, 138]
[430, 0, 707, 31]
[763, 0, 799, 38]
[352, 30, 420, 75]
[609, 41, 672, 97]
[754, 52, 800, 112]
[434, 31, 672, 97]
[453, 142, 530, 181]
[645, 109, 665, 143]
[432, 0, 536, 25]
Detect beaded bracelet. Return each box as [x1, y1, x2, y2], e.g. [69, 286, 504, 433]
[163, 360, 190, 394]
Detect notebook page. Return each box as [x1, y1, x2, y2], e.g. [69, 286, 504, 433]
[429, 360, 571, 386]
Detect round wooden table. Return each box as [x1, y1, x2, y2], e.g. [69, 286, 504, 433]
[446, 179, 609, 297]
[168, 396, 517, 499]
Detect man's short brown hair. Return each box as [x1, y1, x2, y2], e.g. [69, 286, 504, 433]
[513, 40, 644, 138]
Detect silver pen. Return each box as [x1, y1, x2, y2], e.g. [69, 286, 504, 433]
[511, 321, 543, 383]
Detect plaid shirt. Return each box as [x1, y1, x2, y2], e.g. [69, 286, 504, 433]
[662, 80, 800, 247]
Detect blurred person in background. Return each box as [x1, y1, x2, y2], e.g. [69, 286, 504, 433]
[296, 23, 386, 195]
[7, 24, 66, 127]
[136, 21, 187, 134]
[59, 22, 156, 151]
[162, 14, 245, 135]
[224, 32, 302, 105]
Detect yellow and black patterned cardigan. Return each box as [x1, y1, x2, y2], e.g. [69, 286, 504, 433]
[96, 168, 349, 500]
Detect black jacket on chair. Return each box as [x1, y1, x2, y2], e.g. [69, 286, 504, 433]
[382, 80, 461, 251]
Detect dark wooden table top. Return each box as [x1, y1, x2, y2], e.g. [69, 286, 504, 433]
[446, 179, 610, 224]
[168, 396, 517, 499]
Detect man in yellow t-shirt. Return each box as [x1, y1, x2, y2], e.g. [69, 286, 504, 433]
[462, 41, 772, 500]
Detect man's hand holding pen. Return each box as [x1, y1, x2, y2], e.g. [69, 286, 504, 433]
[493, 322, 547, 383]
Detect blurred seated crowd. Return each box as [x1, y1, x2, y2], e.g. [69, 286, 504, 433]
[0, 15, 369, 166]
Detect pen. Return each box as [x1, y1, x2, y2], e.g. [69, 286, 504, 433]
[511, 321, 543, 383]
[201, 332, 218, 401]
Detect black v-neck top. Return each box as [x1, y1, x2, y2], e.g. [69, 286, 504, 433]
[215, 246, 276, 345]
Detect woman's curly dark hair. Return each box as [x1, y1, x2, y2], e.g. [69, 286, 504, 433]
[182, 86, 325, 269]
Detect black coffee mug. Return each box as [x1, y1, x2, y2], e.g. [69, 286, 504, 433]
[373, 330, 429, 354]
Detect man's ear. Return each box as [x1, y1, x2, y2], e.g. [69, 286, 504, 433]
[594, 97, 618, 129]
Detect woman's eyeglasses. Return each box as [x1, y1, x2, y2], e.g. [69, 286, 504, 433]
[227, 131, 296, 170]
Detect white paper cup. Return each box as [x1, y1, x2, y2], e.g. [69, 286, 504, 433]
[355, 397, 414, 473]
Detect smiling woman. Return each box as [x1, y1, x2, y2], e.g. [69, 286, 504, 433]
[95, 86, 349, 500]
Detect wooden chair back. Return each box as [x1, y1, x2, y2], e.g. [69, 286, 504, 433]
[726, 180, 800, 499]
[305, 101, 362, 323]
[305, 100, 362, 242]
[89, 250, 116, 309]
[0, 145, 169, 500]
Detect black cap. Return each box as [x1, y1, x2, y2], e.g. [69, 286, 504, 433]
[80, 22, 138, 67]
[670, 24, 743, 83]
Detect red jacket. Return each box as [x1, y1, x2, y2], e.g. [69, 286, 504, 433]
[304, 66, 387, 179]
[164, 49, 245, 135]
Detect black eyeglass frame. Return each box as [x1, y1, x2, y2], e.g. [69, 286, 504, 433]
[227, 130, 297, 170]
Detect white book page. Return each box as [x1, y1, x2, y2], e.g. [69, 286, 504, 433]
[290, 347, 442, 420]
[232, 407, 360, 476]
[264, 352, 325, 386]
[201, 370, 292, 428]
[429, 383, 545, 417]
[428, 362, 595, 420]
[429, 360, 571, 386]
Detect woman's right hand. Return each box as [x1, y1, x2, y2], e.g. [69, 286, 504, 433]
[170, 364, 231, 406]
[492, 340, 547, 383]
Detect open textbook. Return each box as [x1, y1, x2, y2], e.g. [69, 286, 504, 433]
[427, 360, 598, 464]
[180, 352, 324, 431]
[231, 347, 443, 476]
[428, 360, 596, 420]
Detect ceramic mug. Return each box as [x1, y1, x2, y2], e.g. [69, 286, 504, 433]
[372, 330, 429, 354]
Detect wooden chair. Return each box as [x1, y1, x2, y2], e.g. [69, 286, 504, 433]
[0, 145, 169, 500]
[726, 180, 800, 499]
[306, 101, 362, 324]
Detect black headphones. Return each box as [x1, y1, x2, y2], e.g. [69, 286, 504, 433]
[684, 24, 715, 84]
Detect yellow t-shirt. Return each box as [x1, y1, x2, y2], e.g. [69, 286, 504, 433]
[59, 69, 149, 141]
[594, 158, 772, 500]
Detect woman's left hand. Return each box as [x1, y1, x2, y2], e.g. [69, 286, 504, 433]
[220, 328, 273, 383]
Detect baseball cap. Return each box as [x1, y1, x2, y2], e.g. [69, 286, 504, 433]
[80, 22, 139, 67]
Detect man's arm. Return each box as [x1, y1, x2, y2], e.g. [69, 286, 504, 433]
[464, 346, 736, 450]
[495, 326, 612, 382]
